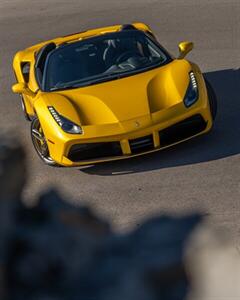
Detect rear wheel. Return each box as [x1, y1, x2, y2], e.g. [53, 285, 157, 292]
[31, 117, 58, 166]
[205, 79, 217, 121]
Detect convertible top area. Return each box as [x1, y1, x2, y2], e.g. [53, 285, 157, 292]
[39, 29, 171, 92]
[13, 23, 155, 92]
[19, 23, 154, 59]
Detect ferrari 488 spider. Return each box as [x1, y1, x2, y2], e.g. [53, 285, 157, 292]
[12, 23, 217, 166]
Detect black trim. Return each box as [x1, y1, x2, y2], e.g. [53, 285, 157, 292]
[35, 42, 56, 88]
[159, 114, 207, 147]
[129, 134, 154, 154]
[20, 62, 30, 83]
[68, 142, 122, 162]
[121, 24, 137, 31]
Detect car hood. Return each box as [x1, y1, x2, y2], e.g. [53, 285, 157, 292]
[45, 59, 191, 127]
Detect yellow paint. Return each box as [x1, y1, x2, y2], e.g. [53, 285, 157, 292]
[12, 23, 213, 166]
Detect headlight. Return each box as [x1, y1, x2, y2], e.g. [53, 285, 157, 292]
[48, 106, 83, 134]
[183, 71, 199, 108]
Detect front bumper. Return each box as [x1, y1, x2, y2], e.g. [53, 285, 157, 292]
[65, 113, 208, 165]
[47, 101, 212, 167]
[45, 71, 213, 167]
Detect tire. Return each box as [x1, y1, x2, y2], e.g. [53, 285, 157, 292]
[31, 117, 59, 166]
[205, 79, 217, 121]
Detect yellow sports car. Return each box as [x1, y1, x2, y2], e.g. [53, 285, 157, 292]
[12, 23, 217, 167]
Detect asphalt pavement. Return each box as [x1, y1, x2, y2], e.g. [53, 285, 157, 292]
[0, 0, 239, 246]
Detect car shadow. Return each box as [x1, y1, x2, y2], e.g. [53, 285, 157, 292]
[80, 68, 240, 176]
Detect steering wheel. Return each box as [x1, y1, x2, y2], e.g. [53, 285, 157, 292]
[115, 50, 141, 64]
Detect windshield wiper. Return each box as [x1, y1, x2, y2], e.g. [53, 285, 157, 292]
[50, 74, 122, 91]
[50, 85, 74, 91]
[81, 74, 122, 86]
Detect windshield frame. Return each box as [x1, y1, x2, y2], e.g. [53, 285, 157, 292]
[41, 30, 173, 92]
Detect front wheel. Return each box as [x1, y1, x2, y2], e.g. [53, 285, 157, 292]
[31, 117, 58, 166]
[205, 79, 218, 121]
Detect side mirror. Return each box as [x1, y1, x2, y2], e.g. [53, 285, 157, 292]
[12, 82, 36, 98]
[178, 41, 194, 59]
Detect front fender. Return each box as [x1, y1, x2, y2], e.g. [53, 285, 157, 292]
[33, 92, 81, 163]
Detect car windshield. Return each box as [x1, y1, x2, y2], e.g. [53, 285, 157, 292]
[43, 30, 171, 91]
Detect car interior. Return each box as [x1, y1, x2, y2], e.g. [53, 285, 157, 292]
[34, 26, 166, 91]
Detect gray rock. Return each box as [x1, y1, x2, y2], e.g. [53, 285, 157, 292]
[1, 135, 238, 300]
[0, 135, 27, 299]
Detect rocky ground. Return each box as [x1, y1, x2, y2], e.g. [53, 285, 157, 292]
[0, 137, 240, 300]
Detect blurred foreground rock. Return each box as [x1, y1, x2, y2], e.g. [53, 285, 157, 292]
[0, 136, 240, 300]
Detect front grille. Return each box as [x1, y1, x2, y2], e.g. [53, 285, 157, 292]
[159, 114, 207, 147]
[68, 142, 122, 162]
[129, 134, 154, 154]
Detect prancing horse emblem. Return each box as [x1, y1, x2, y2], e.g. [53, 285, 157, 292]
[135, 121, 140, 128]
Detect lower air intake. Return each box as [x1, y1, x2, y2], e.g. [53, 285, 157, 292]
[159, 114, 207, 147]
[68, 142, 122, 162]
[129, 134, 154, 154]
